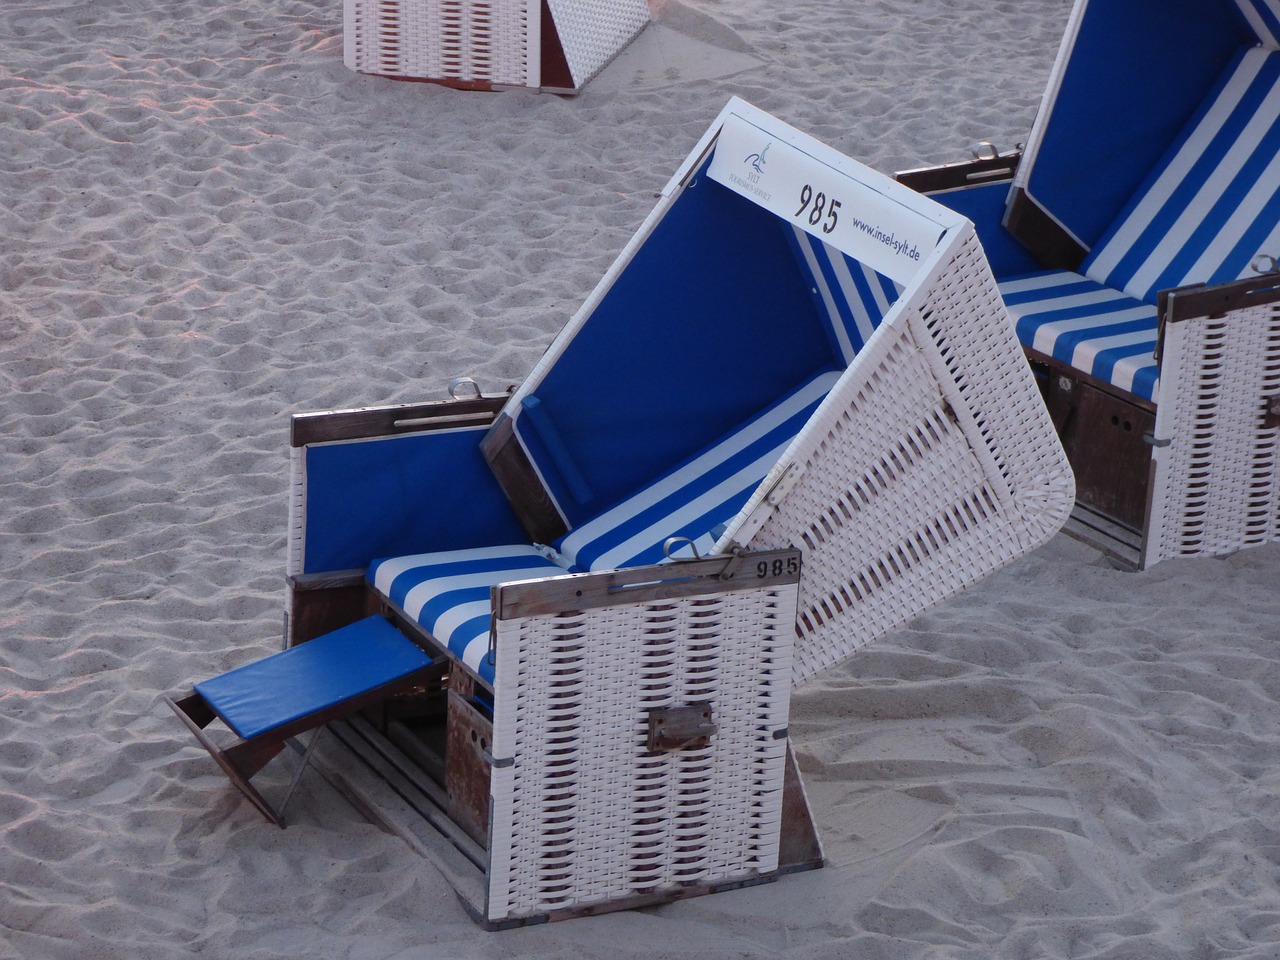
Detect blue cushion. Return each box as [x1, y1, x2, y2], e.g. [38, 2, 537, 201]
[1000, 271, 1160, 402]
[368, 546, 566, 684]
[556, 371, 840, 572]
[1084, 48, 1280, 303]
[997, 49, 1280, 402]
[194, 616, 432, 740]
[366, 372, 843, 683]
[786, 227, 903, 364]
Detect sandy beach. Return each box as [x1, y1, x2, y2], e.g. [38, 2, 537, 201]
[4, 0, 1280, 956]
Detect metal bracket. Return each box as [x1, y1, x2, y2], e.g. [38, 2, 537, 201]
[1264, 395, 1280, 431]
[1143, 431, 1172, 448]
[763, 461, 803, 507]
[647, 704, 718, 753]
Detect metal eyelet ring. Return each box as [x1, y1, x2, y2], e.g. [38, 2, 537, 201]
[1251, 254, 1279, 275]
[448, 377, 482, 401]
[663, 536, 702, 562]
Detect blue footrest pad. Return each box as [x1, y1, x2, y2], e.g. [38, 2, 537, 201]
[194, 615, 433, 740]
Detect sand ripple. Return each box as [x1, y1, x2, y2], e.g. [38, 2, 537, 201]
[6, 0, 1280, 957]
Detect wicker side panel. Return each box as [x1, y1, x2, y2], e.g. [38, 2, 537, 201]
[486, 586, 796, 923]
[344, 0, 532, 86]
[1145, 303, 1280, 565]
[287, 445, 306, 579]
[744, 231, 1074, 683]
[545, 0, 649, 88]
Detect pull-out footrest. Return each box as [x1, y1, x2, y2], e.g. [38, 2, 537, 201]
[168, 616, 439, 826]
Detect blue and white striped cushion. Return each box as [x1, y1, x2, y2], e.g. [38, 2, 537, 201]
[1236, 0, 1280, 48]
[366, 372, 842, 681]
[1000, 271, 1160, 401]
[787, 227, 903, 364]
[1084, 48, 1280, 303]
[368, 545, 566, 683]
[1000, 49, 1280, 401]
[556, 370, 840, 572]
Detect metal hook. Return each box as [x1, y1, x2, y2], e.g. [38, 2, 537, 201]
[1252, 254, 1279, 275]
[663, 536, 702, 562]
[448, 377, 482, 401]
[971, 141, 999, 161]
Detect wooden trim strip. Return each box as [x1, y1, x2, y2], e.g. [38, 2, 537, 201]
[493, 548, 802, 620]
[1161, 273, 1280, 324]
[290, 394, 509, 447]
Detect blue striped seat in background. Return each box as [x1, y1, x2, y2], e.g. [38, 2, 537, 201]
[1004, 47, 1280, 402]
[367, 371, 840, 683]
[1000, 271, 1161, 400]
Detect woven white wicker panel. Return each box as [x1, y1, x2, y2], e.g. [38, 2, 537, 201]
[545, 0, 649, 88]
[740, 231, 1075, 684]
[487, 585, 796, 922]
[344, 0, 532, 86]
[1145, 303, 1280, 565]
[286, 445, 306, 579]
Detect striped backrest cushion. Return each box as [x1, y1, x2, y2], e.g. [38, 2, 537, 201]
[1236, 0, 1280, 47]
[557, 371, 840, 572]
[787, 226, 903, 364]
[1084, 47, 1280, 303]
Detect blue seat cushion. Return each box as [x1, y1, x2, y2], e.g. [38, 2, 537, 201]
[1000, 270, 1160, 402]
[368, 545, 567, 684]
[367, 371, 843, 684]
[194, 616, 432, 740]
[997, 50, 1280, 403]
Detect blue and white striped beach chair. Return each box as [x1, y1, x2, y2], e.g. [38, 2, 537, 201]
[900, 0, 1280, 568]
[170, 99, 1073, 927]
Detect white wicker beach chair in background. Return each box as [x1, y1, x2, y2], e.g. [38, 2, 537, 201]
[343, 0, 650, 93]
[169, 99, 1073, 926]
[899, 0, 1280, 569]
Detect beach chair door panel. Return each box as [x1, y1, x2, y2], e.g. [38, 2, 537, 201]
[484, 553, 804, 924]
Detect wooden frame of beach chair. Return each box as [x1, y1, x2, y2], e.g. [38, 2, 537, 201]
[342, 0, 649, 93]
[172, 99, 1072, 926]
[897, 0, 1280, 569]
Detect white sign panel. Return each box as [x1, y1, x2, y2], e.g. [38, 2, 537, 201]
[707, 111, 948, 285]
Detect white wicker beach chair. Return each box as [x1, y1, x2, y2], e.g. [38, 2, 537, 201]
[170, 99, 1073, 926]
[343, 0, 649, 93]
[899, 0, 1280, 569]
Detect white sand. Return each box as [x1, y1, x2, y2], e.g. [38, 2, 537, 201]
[4, 0, 1279, 956]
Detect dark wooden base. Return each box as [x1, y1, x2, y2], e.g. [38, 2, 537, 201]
[1027, 349, 1156, 541]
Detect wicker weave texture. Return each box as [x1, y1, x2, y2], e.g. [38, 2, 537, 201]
[544, 0, 649, 87]
[1146, 302, 1280, 565]
[741, 231, 1075, 684]
[286, 445, 305, 579]
[487, 585, 796, 922]
[344, 0, 532, 86]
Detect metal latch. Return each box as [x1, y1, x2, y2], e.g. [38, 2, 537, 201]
[647, 704, 718, 753]
[1264, 395, 1280, 431]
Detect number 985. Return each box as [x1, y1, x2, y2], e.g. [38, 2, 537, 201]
[795, 184, 841, 234]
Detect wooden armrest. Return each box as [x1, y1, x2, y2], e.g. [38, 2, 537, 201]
[291, 392, 510, 446]
[895, 148, 1021, 193]
[1160, 272, 1280, 325]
